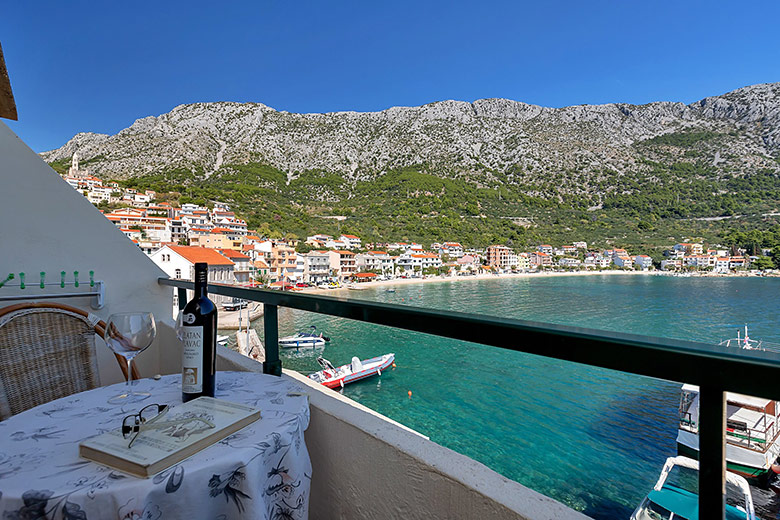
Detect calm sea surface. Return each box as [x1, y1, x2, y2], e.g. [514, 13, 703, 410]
[243, 274, 780, 518]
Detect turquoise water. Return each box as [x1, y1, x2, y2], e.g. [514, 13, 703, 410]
[249, 275, 780, 518]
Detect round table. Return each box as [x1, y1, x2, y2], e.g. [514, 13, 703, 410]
[0, 371, 311, 520]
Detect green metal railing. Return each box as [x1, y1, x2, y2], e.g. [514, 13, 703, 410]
[159, 277, 780, 519]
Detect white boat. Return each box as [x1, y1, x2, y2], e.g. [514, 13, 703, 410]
[308, 353, 394, 389]
[676, 326, 780, 480]
[719, 325, 780, 354]
[279, 326, 330, 349]
[217, 334, 229, 347]
[631, 456, 756, 520]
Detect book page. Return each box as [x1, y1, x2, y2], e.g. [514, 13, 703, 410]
[81, 397, 260, 467]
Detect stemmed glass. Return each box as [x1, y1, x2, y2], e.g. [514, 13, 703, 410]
[104, 312, 156, 404]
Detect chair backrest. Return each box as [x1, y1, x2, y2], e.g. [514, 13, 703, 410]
[0, 302, 131, 420]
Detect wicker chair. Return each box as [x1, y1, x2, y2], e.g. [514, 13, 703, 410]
[0, 302, 139, 420]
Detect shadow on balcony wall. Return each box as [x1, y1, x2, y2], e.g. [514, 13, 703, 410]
[0, 122, 179, 382]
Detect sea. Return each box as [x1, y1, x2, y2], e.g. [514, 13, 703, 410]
[237, 274, 780, 519]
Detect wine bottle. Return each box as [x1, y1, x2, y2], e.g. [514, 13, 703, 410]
[181, 262, 217, 402]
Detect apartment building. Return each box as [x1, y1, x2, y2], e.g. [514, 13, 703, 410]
[486, 245, 512, 269]
[299, 251, 333, 284]
[356, 251, 394, 275]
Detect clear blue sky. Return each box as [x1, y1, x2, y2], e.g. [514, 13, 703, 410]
[3, 0, 779, 152]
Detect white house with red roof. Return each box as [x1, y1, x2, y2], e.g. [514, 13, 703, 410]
[325, 238, 348, 250]
[339, 234, 362, 249]
[150, 245, 236, 304]
[219, 249, 252, 283]
[297, 251, 334, 284]
[729, 256, 747, 269]
[684, 255, 713, 269]
[396, 252, 442, 273]
[634, 255, 653, 271]
[356, 251, 394, 275]
[105, 208, 171, 242]
[530, 251, 552, 267]
[612, 249, 633, 269]
[558, 257, 581, 268]
[674, 243, 704, 255]
[151, 245, 235, 282]
[439, 242, 464, 258]
[714, 257, 731, 273]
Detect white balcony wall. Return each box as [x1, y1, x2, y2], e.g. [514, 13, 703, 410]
[212, 348, 587, 520]
[0, 122, 176, 382]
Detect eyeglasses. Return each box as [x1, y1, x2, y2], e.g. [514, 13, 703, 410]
[122, 403, 215, 448]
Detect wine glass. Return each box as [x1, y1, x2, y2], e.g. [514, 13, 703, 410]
[104, 312, 156, 404]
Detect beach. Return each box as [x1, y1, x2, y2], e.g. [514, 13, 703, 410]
[302, 269, 653, 294]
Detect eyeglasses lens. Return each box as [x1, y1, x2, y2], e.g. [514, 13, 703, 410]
[140, 404, 162, 423]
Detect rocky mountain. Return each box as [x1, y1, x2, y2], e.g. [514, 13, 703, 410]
[41, 83, 780, 250]
[42, 83, 780, 186]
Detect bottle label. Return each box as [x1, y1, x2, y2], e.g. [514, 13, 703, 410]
[181, 325, 203, 393]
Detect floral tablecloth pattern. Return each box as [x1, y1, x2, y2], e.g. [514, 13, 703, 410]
[0, 371, 311, 520]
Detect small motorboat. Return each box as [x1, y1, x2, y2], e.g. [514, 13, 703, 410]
[630, 456, 756, 520]
[279, 326, 330, 349]
[386, 288, 396, 293]
[308, 353, 394, 389]
[217, 334, 230, 347]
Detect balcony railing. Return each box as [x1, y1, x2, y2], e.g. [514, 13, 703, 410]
[159, 276, 780, 519]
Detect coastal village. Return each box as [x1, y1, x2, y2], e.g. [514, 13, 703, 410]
[63, 154, 774, 288]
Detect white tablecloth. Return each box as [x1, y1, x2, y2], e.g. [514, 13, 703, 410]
[0, 371, 311, 519]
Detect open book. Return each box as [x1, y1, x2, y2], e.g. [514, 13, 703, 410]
[80, 397, 261, 478]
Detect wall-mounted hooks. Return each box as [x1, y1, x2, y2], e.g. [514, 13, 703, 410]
[0, 269, 104, 309]
[0, 273, 14, 289]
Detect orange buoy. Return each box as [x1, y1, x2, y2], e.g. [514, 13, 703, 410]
[392, 363, 396, 368]
[408, 390, 412, 399]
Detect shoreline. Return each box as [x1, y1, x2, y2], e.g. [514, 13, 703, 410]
[302, 270, 648, 294]
[301, 269, 778, 295]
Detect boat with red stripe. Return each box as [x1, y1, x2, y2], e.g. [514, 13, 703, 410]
[308, 353, 395, 389]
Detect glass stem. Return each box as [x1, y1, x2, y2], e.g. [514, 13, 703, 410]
[127, 356, 135, 395]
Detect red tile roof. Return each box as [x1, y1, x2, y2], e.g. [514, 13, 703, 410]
[168, 246, 234, 265]
[219, 249, 249, 260]
[341, 234, 360, 239]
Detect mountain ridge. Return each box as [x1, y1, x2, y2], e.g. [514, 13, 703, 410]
[42, 83, 780, 184]
[40, 83, 780, 250]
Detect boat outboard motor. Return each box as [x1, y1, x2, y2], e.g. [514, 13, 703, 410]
[317, 356, 336, 371]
